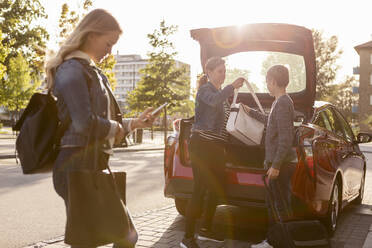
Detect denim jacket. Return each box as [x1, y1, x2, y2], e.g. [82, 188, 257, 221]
[53, 58, 130, 150]
[192, 82, 234, 133]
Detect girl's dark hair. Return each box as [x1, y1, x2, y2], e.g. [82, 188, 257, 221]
[197, 56, 225, 90]
[267, 65, 289, 88]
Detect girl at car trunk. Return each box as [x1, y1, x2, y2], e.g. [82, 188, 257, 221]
[180, 57, 244, 248]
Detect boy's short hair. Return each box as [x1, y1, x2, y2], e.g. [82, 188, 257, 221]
[267, 65, 289, 88]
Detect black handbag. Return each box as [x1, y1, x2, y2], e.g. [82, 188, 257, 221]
[64, 158, 137, 247]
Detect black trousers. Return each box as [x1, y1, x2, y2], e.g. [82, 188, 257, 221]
[266, 164, 294, 245]
[184, 133, 226, 238]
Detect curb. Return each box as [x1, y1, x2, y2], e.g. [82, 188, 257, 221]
[115, 147, 164, 153]
[2, 147, 370, 160]
[0, 154, 15, 159]
[0, 147, 164, 160]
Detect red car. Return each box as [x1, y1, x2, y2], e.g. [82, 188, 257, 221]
[163, 23, 372, 234]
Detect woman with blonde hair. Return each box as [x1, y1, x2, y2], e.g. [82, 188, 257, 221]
[181, 57, 244, 248]
[47, 9, 155, 248]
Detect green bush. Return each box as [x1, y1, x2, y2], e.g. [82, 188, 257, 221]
[0, 123, 3, 130]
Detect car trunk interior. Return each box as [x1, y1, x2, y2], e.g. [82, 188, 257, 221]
[179, 108, 308, 170]
[179, 117, 266, 169]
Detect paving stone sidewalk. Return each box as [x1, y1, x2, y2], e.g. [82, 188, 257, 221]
[23, 202, 372, 248]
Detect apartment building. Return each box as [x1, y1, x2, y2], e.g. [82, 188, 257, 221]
[354, 40, 372, 131]
[113, 54, 190, 110]
[113, 54, 147, 109]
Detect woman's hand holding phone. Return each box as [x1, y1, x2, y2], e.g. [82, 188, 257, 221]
[131, 107, 157, 129]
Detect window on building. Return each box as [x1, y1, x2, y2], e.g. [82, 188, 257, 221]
[370, 74, 372, 85]
[370, 53, 372, 64]
[370, 95, 372, 105]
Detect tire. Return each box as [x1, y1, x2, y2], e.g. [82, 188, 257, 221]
[354, 169, 366, 205]
[324, 180, 341, 236]
[175, 198, 188, 216]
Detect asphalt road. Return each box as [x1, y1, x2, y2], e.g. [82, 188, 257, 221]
[0, 147, 171, 248]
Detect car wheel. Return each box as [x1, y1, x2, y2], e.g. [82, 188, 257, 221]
[325, 180, 341, 235]
[354, 169, 365, 205]
[175, 198, 188, 216]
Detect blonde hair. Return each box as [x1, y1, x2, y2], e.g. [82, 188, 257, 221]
[197, 56, 225, 90]
[45, 9, 122, 89]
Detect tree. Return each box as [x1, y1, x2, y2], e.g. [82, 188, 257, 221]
[261, 52, 306, 93]
[5, 54, 37, 117]
[260, 29, 343, 100]
[96, 54, 118, 90]
[57, 0, 92, 45]
[313, 29, 343, 100]
[325, 76, 357, 123]
[126, 21, 191, 143]
[224, 68, 259, 92]
[0, 0, 49, 77]
[0, 0, 49, 107]
[0, 31, 9, 85]
[56, 0, 117, 90]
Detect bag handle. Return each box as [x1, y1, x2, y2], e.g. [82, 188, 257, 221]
[231, 80, 265, 114]
[245, 80, 265, 114]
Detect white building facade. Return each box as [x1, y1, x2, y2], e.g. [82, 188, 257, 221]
[113, 54, 147, 106]
[113, 54, 190, 110]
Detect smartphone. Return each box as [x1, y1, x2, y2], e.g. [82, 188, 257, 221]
[143, 102, 168, 122]
[152, 102, 168, 116]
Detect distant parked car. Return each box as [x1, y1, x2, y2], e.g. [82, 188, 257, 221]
[163, 23, 372, 235]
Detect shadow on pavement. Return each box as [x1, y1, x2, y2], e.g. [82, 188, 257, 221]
[138, 205, 268, 248]
[134, 203, 372, 248]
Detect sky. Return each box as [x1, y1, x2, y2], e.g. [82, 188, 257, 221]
[40, 0, 372, 87]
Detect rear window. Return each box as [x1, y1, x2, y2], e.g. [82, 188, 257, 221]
[222, 51, 306, 93]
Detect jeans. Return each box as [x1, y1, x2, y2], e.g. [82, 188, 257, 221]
[184, 133, 226, 238]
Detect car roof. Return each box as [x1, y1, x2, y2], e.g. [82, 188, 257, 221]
[190, 23, 316, 112]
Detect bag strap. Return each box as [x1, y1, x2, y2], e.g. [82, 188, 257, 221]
[232, 89, 239, 106]
[231, 80, 265, 114]
[51, 59, 95, 150]
[244, 80, 265, 114]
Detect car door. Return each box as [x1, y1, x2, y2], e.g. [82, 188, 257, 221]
[312, 110, 339, 201]
[324, 107, 362, 200]
[332, 108, 364, 198]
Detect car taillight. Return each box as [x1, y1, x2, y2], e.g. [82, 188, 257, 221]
[302, 138, 315, 178]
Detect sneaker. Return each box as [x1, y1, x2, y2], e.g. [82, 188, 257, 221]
[251, 239, 273, 248]
[197, 228, 224, 242]
[180, 237, 200, 248]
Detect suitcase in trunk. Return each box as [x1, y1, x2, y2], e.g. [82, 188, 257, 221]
[263, 175, 330, 248]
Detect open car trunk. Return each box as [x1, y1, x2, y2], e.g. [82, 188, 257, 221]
[190, 23, 316, 116]
[179, 117, 265, 169]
